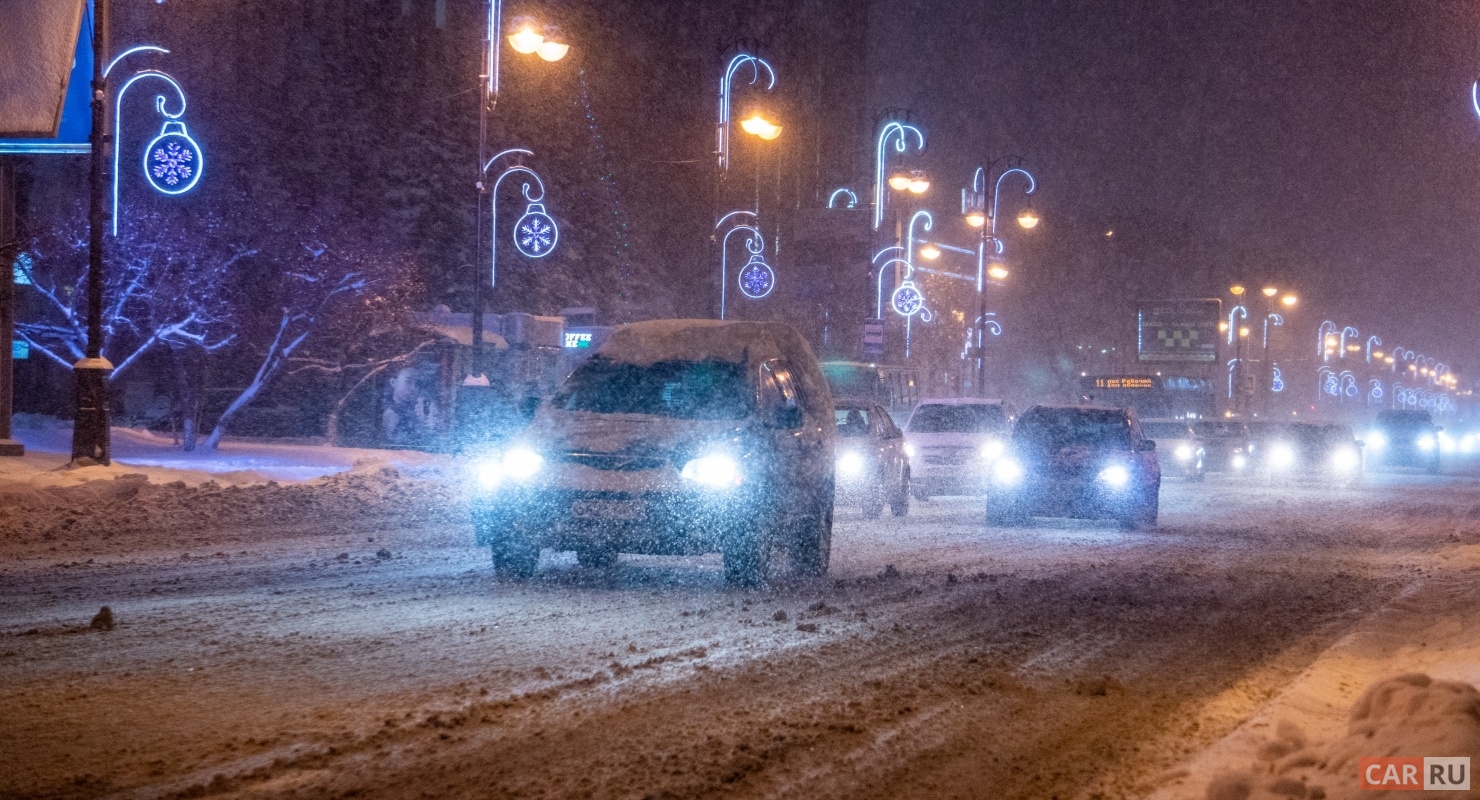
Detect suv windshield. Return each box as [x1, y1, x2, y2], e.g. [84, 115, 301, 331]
[907, 404, 1005, 433]
[1015, 408, 1130, 452]
[1141, 422, 1189, 439]
[1376, 411, 1433, 430]
[1194, 421, 1245, 439]
[553, 357, 752, 419]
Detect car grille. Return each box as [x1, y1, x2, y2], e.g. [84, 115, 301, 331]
[923, 447, 975, 466]
[560, 452, 667, 471]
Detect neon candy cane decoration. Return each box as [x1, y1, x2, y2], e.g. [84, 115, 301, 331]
[827, 188, 858, 209]
[717, 54, 776, 172]
[873, 121, 925, 230]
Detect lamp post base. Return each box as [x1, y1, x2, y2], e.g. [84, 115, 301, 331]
[71, 358, 113, 465]
[0, 439, 22, 457]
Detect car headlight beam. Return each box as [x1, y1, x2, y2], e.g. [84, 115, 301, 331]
[1175, 443, 1194, 461]
[836, 451, 865, 477]
[980, 439, 1005, 461]
[1098, 464, 1130, 488]
[682, 453, 742, 489]
[501, 447, 545, 480]
[1268, 443, 1296, 470]
[1417, 435, 1436, 452]
[992, 458, 1023, 485]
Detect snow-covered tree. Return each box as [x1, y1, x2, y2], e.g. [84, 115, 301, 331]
[15, 208, 250, 382]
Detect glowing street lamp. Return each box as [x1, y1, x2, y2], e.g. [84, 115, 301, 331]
[472, 1, 570, 382]
[874, 121, 926, 231]
[961, 156, 1036, 396]
[1281, 294, 1298, 307]
[739, 112, 782, 140]
[919, 244, 941, 260]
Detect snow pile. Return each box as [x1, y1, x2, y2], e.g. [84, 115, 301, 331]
[0, 456, 471, 555]
[1205, 674, 1480, 800]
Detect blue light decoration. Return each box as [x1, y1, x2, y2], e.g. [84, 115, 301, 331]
[1340, 370, 1358, 398]
[143, 120, 202, 194]
[1228, 358, 1242, 399]
[738, 253, 776, 299]
[891, 280, 925, 317]
[482, 149, 557, 287]
[111, 53, 205, 235]
[717, 54, 777, 172]
[716, 211, 765, 319]
[1472, 80, 1480, 122]
[1317, 320, 1337, 361]
[1271, 364, 1285, 393]
[827, 188, 858, 209]
[966, 164, 1036, 290]
[1321, 369, 1340, 397]
[1227, 305, 1247, 345]
[1369, 379, 1384, 402]
[514, 202, 558, 257]
[1340, 326, 1359, 357]
[873, 121, 925, 230]
[1366, 335, 1382, 363]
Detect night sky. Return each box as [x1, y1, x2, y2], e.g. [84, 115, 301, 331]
[868, 0, 1480, 374]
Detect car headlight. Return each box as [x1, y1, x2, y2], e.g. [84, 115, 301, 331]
[474, 458, 504, 490]
[681, 453, 742, 488]
[836, 451, 865, 477]
[1417, 435, 1436, 452]
[501, 447, 545, 480]
[992, 458, 1023, 485]
[1332, 447, 1360, 472]
[903, 442, 916, 459]
[1365, 431, 1386, 451]
[980, 439, 1005, 461]
[1268, 443, 1296, 470]
[1439, 432, 1456, 453]
[1175, 443, 1194, 461]
[1231, 453, 1247, 470]
[1098, 464, 1130, 488]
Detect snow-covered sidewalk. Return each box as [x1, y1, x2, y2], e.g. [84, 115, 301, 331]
[8, 414, 448, 483]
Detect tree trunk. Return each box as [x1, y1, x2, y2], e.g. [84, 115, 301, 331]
[173, 346, 204, 452]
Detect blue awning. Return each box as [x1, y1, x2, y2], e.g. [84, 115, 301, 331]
[0, 0, 92, 153]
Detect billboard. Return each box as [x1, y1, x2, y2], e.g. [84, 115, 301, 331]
[1137, 299, 1220, 362]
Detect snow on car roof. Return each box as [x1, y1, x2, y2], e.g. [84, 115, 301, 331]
[914, 397, 1005, 406]
[599, 319, 782, 365]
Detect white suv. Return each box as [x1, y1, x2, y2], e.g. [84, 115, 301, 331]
[904, 398, 1013, 499]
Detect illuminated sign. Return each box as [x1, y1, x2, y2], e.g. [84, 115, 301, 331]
[563, 331, 593, 349]
[1092, 376, 1155, 390]
[12, 340, 28, 360]
[1137, 299, 1220, 362]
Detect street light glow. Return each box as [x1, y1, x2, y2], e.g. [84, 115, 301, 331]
[920, 244, 941, 260]
[1281, 294, 1297, 307]
[1230, 284, 1246, 296]
[740, 113, 782, 140]
[987, 264, 1010, 281]
[1016, 208, 1040, 229]
[536, 33, 570, 62]
[508, 18, 544, 54]
[907, 171, 930, 194]
[1262, 286, 1277, 297]
[965, 211, 986, 228]
[888, 173, 913, 191]
[1239, 326, 1250, 338]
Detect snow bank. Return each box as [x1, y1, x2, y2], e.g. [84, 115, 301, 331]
[1203, 674, 1480, 799]
[1, 421, 472, 557]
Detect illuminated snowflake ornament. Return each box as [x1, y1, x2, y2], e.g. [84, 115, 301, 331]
[737, 253, 775, 299]
[1271, 365, 1285, 393]
[143, 120, 202, 195]
[514, 203, 558, 258]
[891, 280, 925, 317]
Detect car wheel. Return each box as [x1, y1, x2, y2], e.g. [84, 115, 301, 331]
[575, 544, 619, 569]
[890, 470, 911, 517]
[491, 537, 539, 578]
[1119, 493, 1158, 531]
[861, 483, 886, 519]
[723, 523, 775, 588]
[790, 493, 833, 579]
[985, 494, 1027, 526]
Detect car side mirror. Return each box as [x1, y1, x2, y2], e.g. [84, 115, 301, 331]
[1137, 439, 1156, 452]
[770, 405, 803, 429]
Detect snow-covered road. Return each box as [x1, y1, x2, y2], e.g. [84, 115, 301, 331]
[5, 464, 1480, 799]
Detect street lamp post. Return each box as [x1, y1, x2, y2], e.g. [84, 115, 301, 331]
[471, 0, 567, 382]
[712, 53, 777, 319]
[73, 0, 112, 464]
[962, 158, 1036, 397]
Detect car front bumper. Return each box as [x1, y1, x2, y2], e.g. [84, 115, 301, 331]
[472, 486, 759, 555]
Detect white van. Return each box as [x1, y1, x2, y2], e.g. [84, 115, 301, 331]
[470, 320, 835, 586]
[904, 397, 1013, 499]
